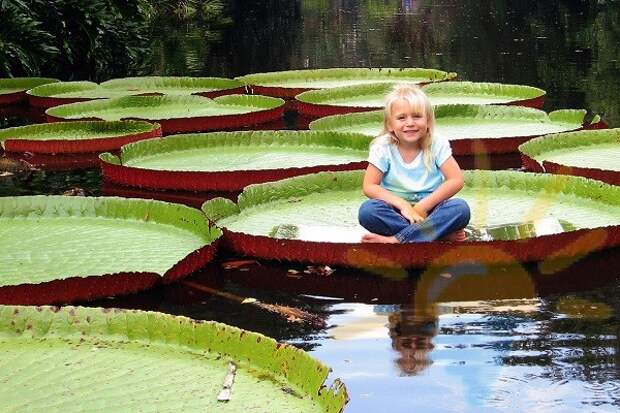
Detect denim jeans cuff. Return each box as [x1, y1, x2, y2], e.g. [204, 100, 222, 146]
[394, 230, 408, 243]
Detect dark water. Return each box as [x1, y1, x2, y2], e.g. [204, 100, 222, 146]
[3, 1, 620, 412]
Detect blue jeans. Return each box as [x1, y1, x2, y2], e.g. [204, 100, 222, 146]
[358, 198, 471, 242]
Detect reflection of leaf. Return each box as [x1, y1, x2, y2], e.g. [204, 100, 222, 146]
[467, 218, 576, 241]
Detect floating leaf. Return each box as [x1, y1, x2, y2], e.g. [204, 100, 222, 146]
[236, 67, 456, 98]
[45, 95, 285, 134]
[310, 104, 587, 154]
[0, 77, 58, 105]
[297, 81, 546, 117]
[0, 195, 221, 304]
[202, 170, 620, 267]
[519, 128, 620, 185]
[100, 130, 369, 191]
[0, 120, 161, 153]
[0, 305, 347, 412]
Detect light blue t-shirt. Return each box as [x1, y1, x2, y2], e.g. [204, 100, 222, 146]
[367, 134, 452, 202]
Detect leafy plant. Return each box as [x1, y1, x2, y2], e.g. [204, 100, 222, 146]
[0, 0, 149, 80]
[0, 0, 58, 76]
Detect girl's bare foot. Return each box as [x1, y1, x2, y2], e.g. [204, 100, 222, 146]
[443, 229, 467, 242]
[362, 233, 400, 243]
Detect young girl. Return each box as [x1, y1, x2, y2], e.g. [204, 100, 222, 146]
[358, 84, 470, 243]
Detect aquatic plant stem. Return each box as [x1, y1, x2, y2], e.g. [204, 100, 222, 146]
[181, 280, 326, 328]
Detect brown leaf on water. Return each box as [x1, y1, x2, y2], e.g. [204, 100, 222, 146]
[222, 259, 259, 270]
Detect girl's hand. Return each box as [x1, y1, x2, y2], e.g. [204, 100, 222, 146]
[399, 203, 427, 223]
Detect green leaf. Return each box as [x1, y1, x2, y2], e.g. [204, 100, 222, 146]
[237, 67, 456, 88]
[0, 305, 347, 413]
[519, 128, 620, 170]
[0, 196, 220, 287]
[45, 94, 284, 122]
[204, 170, 620, 241]
[310, 104, 585, 139]
[297, 81, 545, 106]
[0, 120, 159, 144]
[115, 130, 370, 172]
[100, 76, 243, 94]
[0, 77, 58, 95]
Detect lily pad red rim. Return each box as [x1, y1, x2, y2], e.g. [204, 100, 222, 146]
[100, 76, 247, 98]
[45, 95, 286, 135]
[0, 121, 162, 154]
[26, 81, 103, 109]
[99, 130, 369, 192]
[520, 128, 620, 185]
[0, 195, 221, 305]
[236, 67, 457, 99]
[202, 170, 620, 269]
[295, 81, 547, 118]
[27, 78, 248, 109]
[0, 77, 59, 106]
[309, 105, 596, 155]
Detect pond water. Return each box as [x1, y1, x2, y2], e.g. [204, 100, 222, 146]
[2, 1, 620, 412]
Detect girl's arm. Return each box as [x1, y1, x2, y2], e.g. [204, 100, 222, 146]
[362, 163, 426, 223]
[414, 156, 464, 214]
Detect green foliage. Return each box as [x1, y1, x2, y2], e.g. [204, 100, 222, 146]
[0, 0, 149, 81]
[0, 0, 58, 76]
[138, 0, 226, 23]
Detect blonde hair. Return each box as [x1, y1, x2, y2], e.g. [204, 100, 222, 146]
[372, 83, 435, 170]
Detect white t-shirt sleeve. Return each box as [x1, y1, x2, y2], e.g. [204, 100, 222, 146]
[433, 134, 453, 167]
[368, 143, 390, 173]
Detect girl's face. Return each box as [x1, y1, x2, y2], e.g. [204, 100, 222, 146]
[387, 98, 428, 146]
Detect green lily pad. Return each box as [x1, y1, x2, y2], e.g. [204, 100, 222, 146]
[202, 170, 620, 266]
[296, 81, 546, 117]
[28, 78, 245, 108]
[520, 128, 620, 171]
[45, 95, 285, 134]
[309, 105, 587, 154]
[101, 76, 244, 95]
[0, 77, 59, 105]
[0, 305, 347, 413]
[26, 81, 133, 108]
[0, 120, 162, 154]
[100, 130, 370, 191]
[0, 196, 220, 303]
[236, 68, 456, 98]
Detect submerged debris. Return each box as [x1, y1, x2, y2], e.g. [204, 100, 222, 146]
[182, 280, 327, 329]
[221, 259, 259, 270]
[303, 265, 335, 276]
[62, 187, 91, 196]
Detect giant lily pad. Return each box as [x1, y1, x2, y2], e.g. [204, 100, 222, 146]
[0, 196, 220, 304]
[520, 128, 620, 185]
[101, 76, 245, 97]
[0, 120, 162, 154]
[100, 130, 369, 191]
[0, 77, 58, 105]
[296, 81, 546, 117]
[0, 305, 347, 413]
[28, 77, 245, 109]
[202, 170, 620, 268]
[236, 68, 457, 98]
[310, 104, 590, 155]
[27, 81, 131, 108]
[45, 95, 285, 134]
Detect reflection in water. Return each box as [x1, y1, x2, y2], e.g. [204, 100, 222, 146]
[386, 305, 436, 375]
